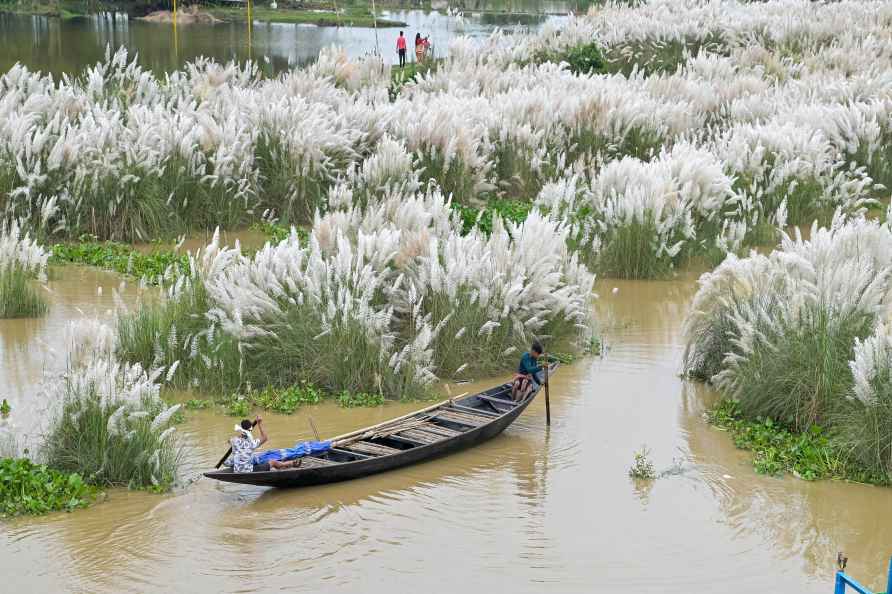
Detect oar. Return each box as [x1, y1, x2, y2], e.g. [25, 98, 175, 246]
[544, 357, 551, 426]
[214, 420, 257, 469]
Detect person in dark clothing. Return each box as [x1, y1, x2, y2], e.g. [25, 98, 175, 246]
[513, 341, 546, 400]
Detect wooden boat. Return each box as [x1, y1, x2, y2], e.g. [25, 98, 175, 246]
[203, 363, 556, 488]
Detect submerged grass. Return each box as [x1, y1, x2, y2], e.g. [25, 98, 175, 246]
[0, 266, 47, 318]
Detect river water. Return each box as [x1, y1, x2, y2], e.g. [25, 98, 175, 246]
[0, 5, 568, 76]
[1, 263, 890, 593]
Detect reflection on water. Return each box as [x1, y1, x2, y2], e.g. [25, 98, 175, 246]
[0, 8, 566, 76]
[2, 270, 891, 592]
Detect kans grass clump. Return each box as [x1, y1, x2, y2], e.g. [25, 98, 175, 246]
[115, 189, 596, 399]
[2, 0, 890, 279]
[0, 220, 49, 318]
[44, 320, 183, 490]
[684, 213, 892, 480]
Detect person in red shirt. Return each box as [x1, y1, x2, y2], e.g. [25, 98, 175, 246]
[396, 31, 407, 68]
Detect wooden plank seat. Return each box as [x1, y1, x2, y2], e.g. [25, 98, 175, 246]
[297, 456, 338, 468]
[450, 403, 501, 418]
[413, 423, 463, 438]
[398, 428, 449, 445]
[343, 441, 403, 457]
[477, 394, 519, 407]
[436, 409, 492, 427]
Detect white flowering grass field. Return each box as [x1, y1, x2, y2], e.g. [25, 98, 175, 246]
[4, 0, 892, 490]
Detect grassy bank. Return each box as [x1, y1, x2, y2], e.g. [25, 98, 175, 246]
[0, 0, 91, 18]
[708, 399, 888, 485]
[207, 5, 405, 27]
[0, 458, 96, 517]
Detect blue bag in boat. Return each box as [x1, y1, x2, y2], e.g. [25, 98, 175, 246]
[252, 440, 332, 465]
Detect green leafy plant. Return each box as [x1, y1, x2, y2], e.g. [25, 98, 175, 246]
[224, 397, 250, 418]
[562, 42, 607, 75]
[183, 398, 212, 410]
[0, 399, 10, 417]
[0, 458, 96, 517]
[50, 240, 188, 283]
[451, 199, 533, 235]
[337, 391, 385, 408]
[251, 384, 322, 414]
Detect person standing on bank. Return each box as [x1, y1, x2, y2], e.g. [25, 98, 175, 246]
[397, 31, 407, 68]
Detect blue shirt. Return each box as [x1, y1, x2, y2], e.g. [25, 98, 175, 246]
[518, 352, 542, 376]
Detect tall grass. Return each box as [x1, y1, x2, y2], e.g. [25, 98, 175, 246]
[0, 220, 48, 318]
[43, 356, 181, 489]
[0, 265, 47, 318]
[684, 214, 892, 479]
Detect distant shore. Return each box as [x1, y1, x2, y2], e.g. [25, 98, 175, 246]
[1, 1, 409, 28]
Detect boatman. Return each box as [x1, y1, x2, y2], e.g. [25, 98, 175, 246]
[225, 417, 297, 472]
[512, 340, 546, 400]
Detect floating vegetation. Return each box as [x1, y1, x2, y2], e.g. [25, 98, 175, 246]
[0, 458, 96, 517]
[708, 399, 887, 485]
[50, 240, 188, 283]
[628, 446, 657, 480]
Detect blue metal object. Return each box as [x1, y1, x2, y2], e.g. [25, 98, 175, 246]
[834, 557, 892, 594]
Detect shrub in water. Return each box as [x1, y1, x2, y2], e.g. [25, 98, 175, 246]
[0, 220, 49, 318]
[44, 355, 182, 490]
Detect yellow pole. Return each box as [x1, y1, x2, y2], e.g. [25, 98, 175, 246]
[247, 0, 253, 61]
[172, 0, 178, 61]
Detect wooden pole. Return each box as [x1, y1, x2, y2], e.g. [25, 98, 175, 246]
[371, 0, 380, 57]
[544, 360, 551, 426]
[307, 416, 320, 441]
[247, 0, 253, 61]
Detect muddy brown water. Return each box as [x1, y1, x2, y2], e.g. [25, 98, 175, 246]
[1, 266, 891, 593]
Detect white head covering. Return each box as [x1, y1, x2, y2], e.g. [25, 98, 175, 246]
[234, 424, 253, 440]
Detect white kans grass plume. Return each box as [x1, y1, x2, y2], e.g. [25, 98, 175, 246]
[0, 219, 49, 279]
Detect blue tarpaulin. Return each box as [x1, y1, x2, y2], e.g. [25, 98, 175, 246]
[252, 440, 332, 465]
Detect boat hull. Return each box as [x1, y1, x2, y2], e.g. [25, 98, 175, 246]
[203, 376, 544, 489]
